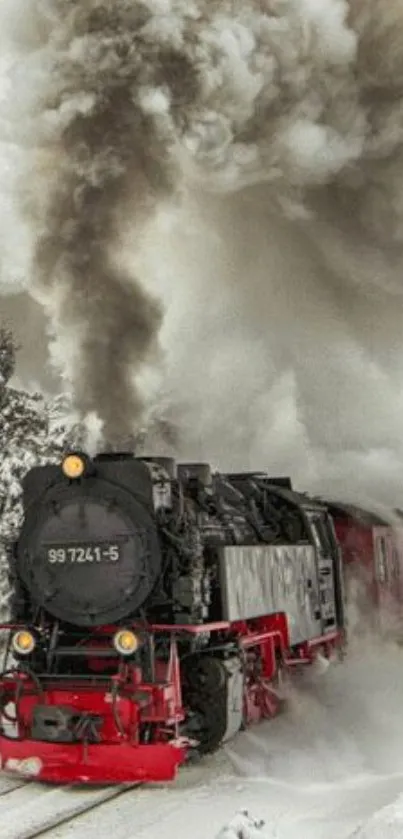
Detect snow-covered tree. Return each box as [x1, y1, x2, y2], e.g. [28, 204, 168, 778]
[0, 326, 15, 389]
[0, 327, 81, 623]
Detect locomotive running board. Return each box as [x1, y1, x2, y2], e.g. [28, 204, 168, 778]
[0, 736, 186, 784]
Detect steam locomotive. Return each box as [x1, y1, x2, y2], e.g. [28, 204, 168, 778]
[0, 449, 372, 785]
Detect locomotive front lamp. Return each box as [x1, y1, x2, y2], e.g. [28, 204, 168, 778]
[11, 629, 36, 656]
[61, 454, 85, 480]
[113, 629, 140, 656]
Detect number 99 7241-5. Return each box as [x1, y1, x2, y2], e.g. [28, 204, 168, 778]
[46, 546, 120, 564]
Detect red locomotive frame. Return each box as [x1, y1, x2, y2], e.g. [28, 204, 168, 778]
[0, 616, 343, 784]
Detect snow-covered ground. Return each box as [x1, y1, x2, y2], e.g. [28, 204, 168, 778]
[2, 634, 403, 839]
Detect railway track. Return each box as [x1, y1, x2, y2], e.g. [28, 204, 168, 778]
[0, 778, 141, 839]
[0, 755, 219, 839]
[0, 775, 24, 797]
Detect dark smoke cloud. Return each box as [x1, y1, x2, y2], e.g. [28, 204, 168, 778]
[0, 0, 200, 444]
[23, 2, 199, 444]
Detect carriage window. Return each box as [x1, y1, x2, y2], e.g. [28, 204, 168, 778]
[376, 537, 388, 583]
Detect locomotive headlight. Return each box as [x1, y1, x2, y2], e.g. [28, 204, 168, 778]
[62, 454, 85, 480]
[113, 629, 140, 656]
[11, 629, 36, 656]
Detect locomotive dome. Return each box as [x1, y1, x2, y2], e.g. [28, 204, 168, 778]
[15, 452, 162, 627]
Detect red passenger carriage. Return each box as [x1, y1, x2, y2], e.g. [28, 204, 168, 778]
[328, 502, 403, 638]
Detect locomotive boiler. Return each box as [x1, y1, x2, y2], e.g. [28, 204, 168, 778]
[0, 450, 346, 785]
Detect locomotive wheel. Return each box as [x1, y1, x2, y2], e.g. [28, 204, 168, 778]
[185, 693, 228, 755]
[183, 655, 227, 695]
[182, 655, 230, 754]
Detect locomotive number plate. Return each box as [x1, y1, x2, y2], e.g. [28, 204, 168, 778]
[45, 543, 121, 564]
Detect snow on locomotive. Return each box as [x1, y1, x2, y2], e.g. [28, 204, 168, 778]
[0, 451, 345, 784]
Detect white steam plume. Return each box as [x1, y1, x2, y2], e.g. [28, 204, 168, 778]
[0, 1, 403, 498]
